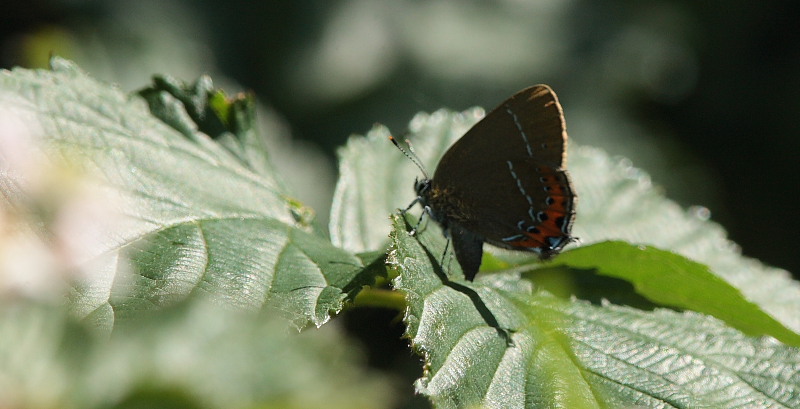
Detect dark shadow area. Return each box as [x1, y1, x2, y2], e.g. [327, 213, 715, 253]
[523, 265, 663, 311]
[342, 307, 432, 409]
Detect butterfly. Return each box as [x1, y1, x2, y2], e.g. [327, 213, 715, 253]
[393, 85, 576, 280]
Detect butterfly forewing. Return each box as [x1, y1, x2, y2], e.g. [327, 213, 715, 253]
[433, 85, 567, 182]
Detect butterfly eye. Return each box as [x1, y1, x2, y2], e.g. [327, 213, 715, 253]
[414, 178, 432, 196]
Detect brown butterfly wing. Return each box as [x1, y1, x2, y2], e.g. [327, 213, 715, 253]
[429, 85, 576, 254]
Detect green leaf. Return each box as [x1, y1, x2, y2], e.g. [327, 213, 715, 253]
[551, 241, 800, 346]
[352, 107, 800, 406]
[332, 108, 800, 335]
[0, 58, 367, 329]
[390, 214, 800, 408]
[138, 74, 230, 141]
[568, 146, 800, 334]
[0, 300, 394, 409]
[138, 74, 284, 188]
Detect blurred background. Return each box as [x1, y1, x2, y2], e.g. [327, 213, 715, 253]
[2, 1, 797, 407]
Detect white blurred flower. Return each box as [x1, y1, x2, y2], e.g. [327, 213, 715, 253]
[0, 105, 127, 302]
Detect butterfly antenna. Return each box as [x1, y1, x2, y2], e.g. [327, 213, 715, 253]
[389, 135, 430, 179]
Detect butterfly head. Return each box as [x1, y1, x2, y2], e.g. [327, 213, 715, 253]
[414, 177, 432, 198]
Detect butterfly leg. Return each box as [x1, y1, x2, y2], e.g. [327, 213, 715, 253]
[408, 205, 434, 236]
[398, 198, 430, 237]
[440, 237, 451, 273]
[400, 196, 420, 213]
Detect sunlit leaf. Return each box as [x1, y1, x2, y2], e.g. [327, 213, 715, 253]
[0, 58, 369, 329]
[390, 214, 800, 408]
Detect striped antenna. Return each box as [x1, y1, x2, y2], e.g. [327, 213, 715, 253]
[389, 135, 429, 179]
